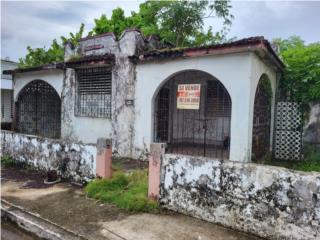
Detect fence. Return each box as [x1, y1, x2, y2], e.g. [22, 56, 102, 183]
[1, 130, 112, 183]
[148, 143, 319, 240]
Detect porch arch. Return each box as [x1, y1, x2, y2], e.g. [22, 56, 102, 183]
[153, 70, 232, 159]
[15, 80, 61, 138]
[251, 74, 272, 161]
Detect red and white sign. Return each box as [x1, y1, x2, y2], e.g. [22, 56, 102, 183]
[177, 84, 201, 109]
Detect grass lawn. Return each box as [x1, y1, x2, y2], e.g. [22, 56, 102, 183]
[85, 168, 159, 213]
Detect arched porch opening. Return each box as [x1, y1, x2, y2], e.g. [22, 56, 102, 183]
[251, 74, 272, 161]
[153, 70, 232, 159]
[16, 80, 61, 138]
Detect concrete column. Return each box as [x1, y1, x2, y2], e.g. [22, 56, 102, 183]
[96, 138, 112, 178]
[148, 143, 166, 200]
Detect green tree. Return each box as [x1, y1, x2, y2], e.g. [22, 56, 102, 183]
[19, 23, 85, 68]
[91, 0, 233, 47]
[274, 36, 320, 103]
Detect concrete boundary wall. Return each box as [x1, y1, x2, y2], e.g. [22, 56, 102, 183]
[160, 153, 320, 240]
[1, 130, 98, 183]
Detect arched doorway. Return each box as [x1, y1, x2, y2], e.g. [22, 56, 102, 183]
[251, 74, 272, 161]
[154, 70, 231, 159]
[16, 80, 61, 138]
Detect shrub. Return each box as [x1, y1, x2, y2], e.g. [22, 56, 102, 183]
[1, 155, 15, 167]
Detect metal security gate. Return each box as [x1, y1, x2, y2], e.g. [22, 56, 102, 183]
[154, 71, 231, 159]
[251, 77, 272, 160]
[16, 80, 61, 138]
[273, 102, 303, 160]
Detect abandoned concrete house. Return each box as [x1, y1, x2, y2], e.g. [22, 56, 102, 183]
[3, 29, 283, 162]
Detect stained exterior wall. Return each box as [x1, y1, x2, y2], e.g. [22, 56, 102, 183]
[304, 101, 320, 150]
[1, 130, 97, 183]
[12, 32, 279, 160]
[135, 53, 277, 162]
[62, 30, 144, 158]
[160, 154, 320, 240]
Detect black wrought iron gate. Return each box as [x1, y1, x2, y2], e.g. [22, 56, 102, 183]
[154, 71, 231, 159]
[251, 78, 272, 160]
[16, 80, 61, 138]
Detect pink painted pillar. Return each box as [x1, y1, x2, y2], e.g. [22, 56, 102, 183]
[148, 143, 166, 200]
[96, 138, 112, 178]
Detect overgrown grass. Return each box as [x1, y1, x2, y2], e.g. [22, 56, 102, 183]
[1, 155, 15, 167]
[85, 169, 159, 212]
[259, 145, 320, 172]
[293, 146, 320, 172]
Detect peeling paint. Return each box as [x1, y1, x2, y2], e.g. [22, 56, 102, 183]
[1, 130, 97, 183]
[160, 154, 320, 240]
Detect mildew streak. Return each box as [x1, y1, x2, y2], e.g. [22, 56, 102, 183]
[160, 154, 320, 240]
[1, 130, 97, 183]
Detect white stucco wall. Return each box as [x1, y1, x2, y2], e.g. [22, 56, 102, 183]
[135, 52, 279, 162]
[71, 117, 112, 144]
[14, 69, 64, 100]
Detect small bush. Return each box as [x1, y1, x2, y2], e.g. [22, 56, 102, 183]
[1, 155, 15, 167]
[85, 170, 159, 212]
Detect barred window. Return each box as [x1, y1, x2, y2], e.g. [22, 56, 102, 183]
[75, 66, 112, 118]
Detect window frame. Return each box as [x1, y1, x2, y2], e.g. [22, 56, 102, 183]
[74, 65, 112, 118]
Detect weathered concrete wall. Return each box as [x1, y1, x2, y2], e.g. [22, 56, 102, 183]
[160, 154, 320, 240]
[60, 68, 112, 144]
[62, 29, 145, 158]
[304, 101, 320, 150]
[1, 130, 97, 183]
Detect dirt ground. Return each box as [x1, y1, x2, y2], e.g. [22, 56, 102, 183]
[1, 166, 262, 240]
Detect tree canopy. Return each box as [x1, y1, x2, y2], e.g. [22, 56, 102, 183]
[274, 36, 320, 103]
[91, 0, 233, 47]
[19, 1, 233, 68]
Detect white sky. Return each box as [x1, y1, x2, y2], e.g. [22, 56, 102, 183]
[1, 0, 320, 62]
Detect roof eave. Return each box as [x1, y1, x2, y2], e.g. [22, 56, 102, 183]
[137, 42, 284, 71]
[3, 62, 65, 75]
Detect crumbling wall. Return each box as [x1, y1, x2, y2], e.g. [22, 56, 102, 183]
[61, 68, 77, 141]
[304, 101, 320, 151]
[160, 154, 320, 240]
[1, 130, 97, 183]
[62, 29, 148, 158]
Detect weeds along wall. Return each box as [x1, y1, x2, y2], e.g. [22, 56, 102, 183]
[1, 130, 97, 183]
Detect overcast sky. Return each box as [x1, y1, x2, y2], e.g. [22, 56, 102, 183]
[1, 0, 320, 62]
